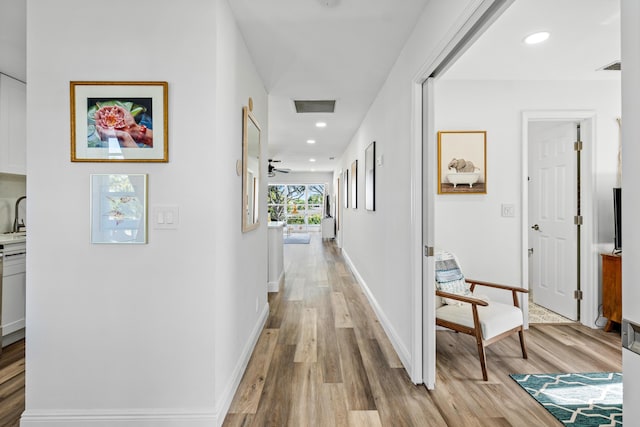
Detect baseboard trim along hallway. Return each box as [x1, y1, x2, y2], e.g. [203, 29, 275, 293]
[341, 249, 412, 372]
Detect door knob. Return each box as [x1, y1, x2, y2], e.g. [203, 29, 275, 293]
[531, 224, 540, 231]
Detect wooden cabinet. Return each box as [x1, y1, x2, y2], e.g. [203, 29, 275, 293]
[0, 74, 26, 175]
[601, 253, 621, 332]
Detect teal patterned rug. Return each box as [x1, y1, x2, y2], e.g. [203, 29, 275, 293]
[510, 372, 622, 426]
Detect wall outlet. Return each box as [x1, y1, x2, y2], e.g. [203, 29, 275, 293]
[501, 204, 515, 217]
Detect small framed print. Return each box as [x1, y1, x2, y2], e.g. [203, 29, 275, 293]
[365, 141, 375, 211]
[438, 131, 487, 194]
[90, 174, 148, 244]
[351, 159, 358, 209]
[71, 81, 168, 162]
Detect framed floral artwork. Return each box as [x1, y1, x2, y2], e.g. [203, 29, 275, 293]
[90, 174, 148, 244]
[71, 81, 168, 162]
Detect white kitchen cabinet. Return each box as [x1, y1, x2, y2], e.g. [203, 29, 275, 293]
[1, 241, 26, 349]
[321, 217, 335, 239]
[268, 222, 284, 292]
[0, 73, 27, 175]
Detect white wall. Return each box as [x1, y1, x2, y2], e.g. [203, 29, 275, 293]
[434, 80, 620, 304]
[621, 0, 640, 421]
[335, 0, 479, 372]
[213, 0, 269, 416]
[24, 0, 267, 425]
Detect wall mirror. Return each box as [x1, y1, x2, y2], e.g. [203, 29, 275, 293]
[242, 101, 261, 232]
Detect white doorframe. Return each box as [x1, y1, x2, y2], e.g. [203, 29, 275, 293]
[521, 111, 598, 329]
[409, 0, 514, 386]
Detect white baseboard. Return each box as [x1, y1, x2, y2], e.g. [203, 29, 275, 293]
[341, 250, 412, 373]
[20, 410, 218, 426]
[213, 303, 269, 426]
[268, 271, 284, 292]
[21, 304, 270, 427]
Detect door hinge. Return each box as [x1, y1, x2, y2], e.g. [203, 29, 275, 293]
[574, 290, 583, 300]
[528, 248, 534, 256]
[574, 215, 583, 225]
[424, 245, 434, 257]
[574, 141, 583, 151]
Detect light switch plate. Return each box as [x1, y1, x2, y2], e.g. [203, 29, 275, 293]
[152, 205, 180, 229]
[501, 204, 515, 217]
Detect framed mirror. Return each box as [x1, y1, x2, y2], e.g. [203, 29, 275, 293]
[242, 103, 261, 232]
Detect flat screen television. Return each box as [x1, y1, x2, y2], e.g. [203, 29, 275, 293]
[613, 187, 622, 252]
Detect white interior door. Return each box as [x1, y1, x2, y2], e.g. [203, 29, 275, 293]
[529, 121, 578, 320]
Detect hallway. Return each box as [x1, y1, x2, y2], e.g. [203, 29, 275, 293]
[222, 235, 622, 426]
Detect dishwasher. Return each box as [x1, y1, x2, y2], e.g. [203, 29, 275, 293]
[0, 248, 3, 353]
[0, 242, 26, 354]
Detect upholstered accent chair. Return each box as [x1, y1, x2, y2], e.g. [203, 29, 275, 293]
[435, 251, 528, 381]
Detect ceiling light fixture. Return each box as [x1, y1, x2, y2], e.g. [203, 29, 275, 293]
[309, 158, 316, 162]
[307, 139, 316, 144]
[524, 31, 550, 45]
[315, 122, 327, 128]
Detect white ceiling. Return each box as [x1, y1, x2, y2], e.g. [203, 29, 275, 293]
[442, 0, 620, 81]
[231, 0, 620, 174]
[229, 0, 430, 173]
[1, 0, 620, 175]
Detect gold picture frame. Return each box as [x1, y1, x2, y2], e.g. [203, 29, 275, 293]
[438, 131, 487, 194]
[71, 81, 168, 162]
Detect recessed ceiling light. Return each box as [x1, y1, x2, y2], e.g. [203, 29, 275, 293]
[309, 158, 316, 162]
[307, 139, 316, 144]
[524, 31, 550, 45]
[315, 122, 327, 128]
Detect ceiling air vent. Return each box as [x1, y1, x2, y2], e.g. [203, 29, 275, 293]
[599, 61, 621, 71]
[294, 100, 336, 113]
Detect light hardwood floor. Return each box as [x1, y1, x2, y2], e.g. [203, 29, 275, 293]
[223, 235, 622, 427]
[0, 235, 622, 427]
[0, 339, 25, 427]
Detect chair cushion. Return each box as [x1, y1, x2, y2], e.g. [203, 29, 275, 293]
[436, 301, 523, 340]
[435, 251, 472, 306]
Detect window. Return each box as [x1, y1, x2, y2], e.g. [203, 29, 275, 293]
[268, 184, 325, 231]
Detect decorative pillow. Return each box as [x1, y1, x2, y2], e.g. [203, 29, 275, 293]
[435, 251, 472, 306]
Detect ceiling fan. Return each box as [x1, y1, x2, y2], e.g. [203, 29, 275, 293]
[268, 159, 291, 177]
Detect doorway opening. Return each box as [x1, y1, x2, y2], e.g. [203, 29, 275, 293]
[523, 112, 598, 328]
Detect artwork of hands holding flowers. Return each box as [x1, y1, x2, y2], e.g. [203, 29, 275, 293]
[87, 99, 154, 148]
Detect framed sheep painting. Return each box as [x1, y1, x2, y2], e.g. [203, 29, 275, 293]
[437, 130, 487, 194]
[71, 81, 168, 162]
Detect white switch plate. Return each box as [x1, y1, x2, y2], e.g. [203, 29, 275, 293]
[501, 204, 515, 217]
[152, 206, 180, 229]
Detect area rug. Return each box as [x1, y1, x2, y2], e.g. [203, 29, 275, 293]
[510, 372, 622, 426]
[283, 233, 311, 244]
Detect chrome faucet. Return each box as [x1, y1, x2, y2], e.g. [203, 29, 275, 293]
[13, 196, 26, 233]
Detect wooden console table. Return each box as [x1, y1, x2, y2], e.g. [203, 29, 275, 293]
[601, 253, 621, 332]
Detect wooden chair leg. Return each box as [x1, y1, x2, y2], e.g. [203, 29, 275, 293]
[518, 328, 528, 359]
[475, 335, 488, 381]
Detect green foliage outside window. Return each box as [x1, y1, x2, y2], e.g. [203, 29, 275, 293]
[267, 184, 325, 227]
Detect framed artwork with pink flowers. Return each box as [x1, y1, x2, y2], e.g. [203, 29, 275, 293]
[71, 81, 168, 162]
